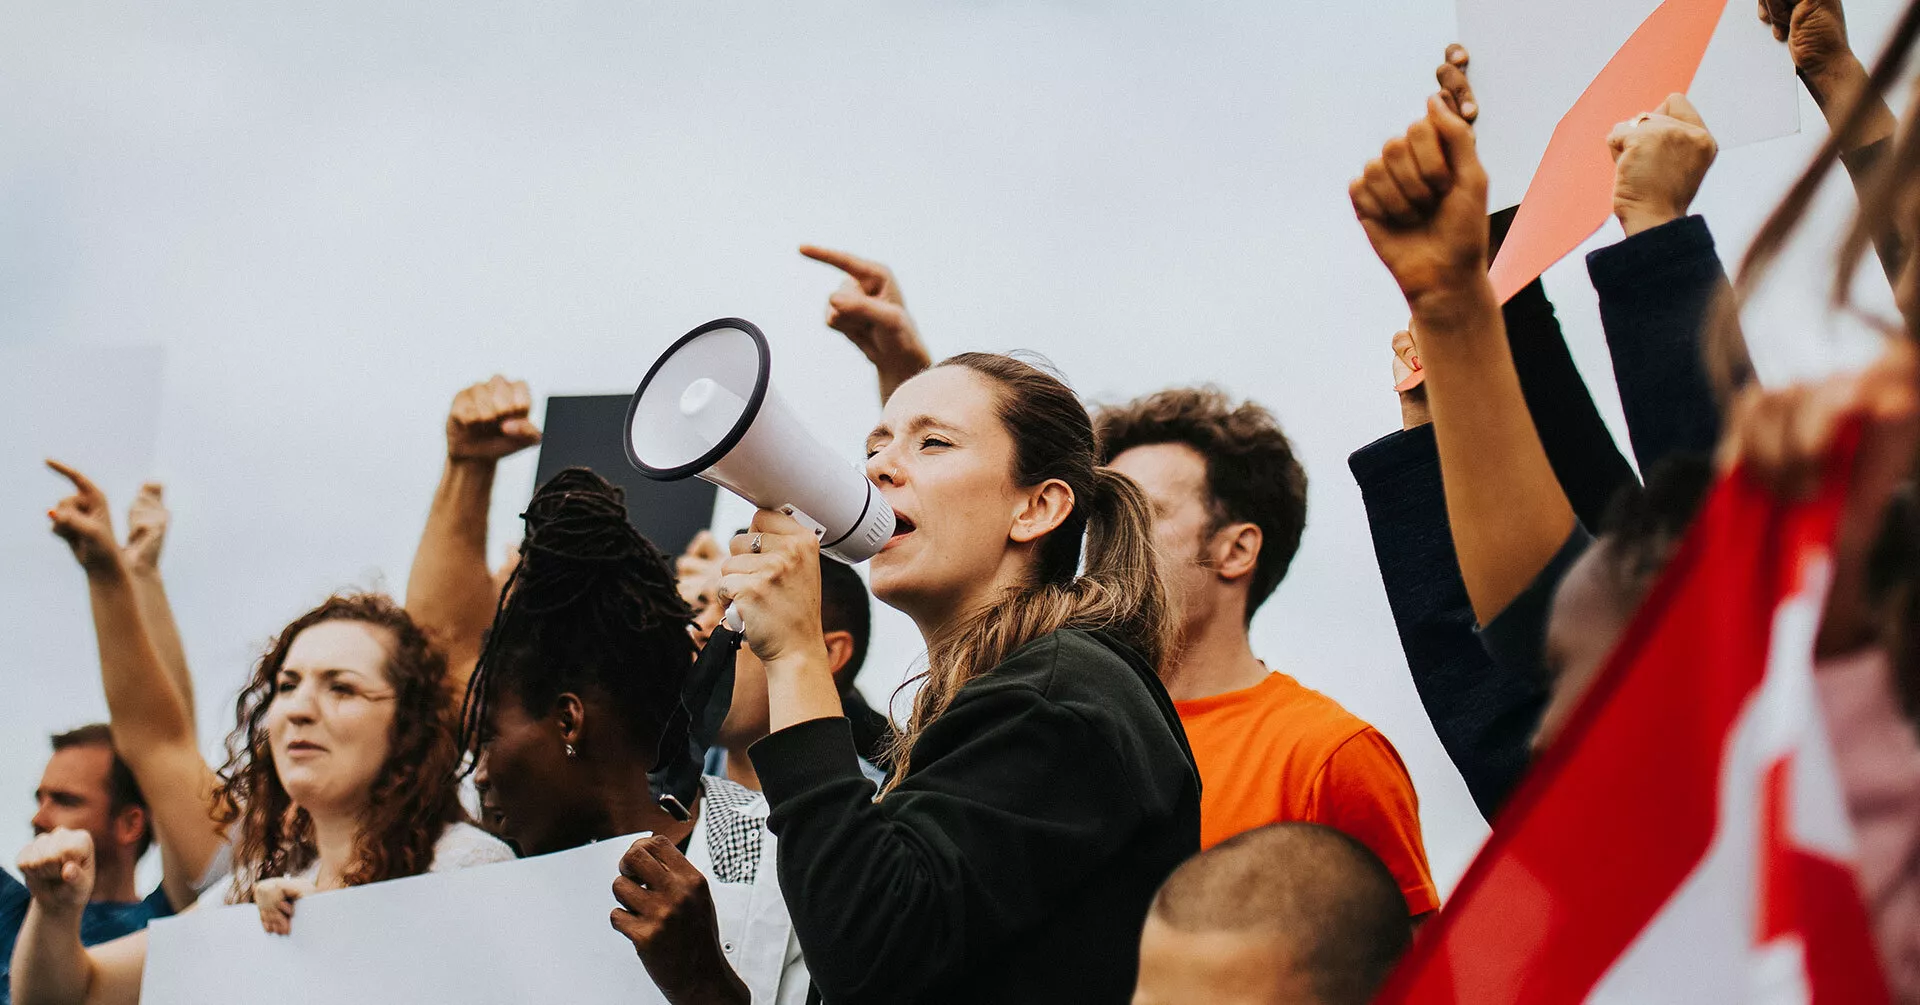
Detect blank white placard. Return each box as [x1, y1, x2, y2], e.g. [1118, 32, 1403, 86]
[144, 835, 673, 1005]
[1459, 0, 1800, 209]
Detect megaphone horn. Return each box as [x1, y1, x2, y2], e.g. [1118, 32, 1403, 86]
[624, 317, 896, 563]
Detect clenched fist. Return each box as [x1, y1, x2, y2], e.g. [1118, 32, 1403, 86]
[1608, 95, 1718, 238]
[447, 376, 542, 462]
[1350, 94, 1491, 313]
[18, 828, 96, 913]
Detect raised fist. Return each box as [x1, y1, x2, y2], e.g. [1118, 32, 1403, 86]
[1608, 95, 1718, 238]
[447, 376, 542, 462]
[1350, 94, 1491, 312]
[18, 827, 96, 912]
[1760, 0, 1854, 81]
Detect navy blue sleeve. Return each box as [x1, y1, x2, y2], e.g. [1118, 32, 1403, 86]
[1477, 527, 1596, 676]
[1350, 426, 1546, 819]
[1587, 215, 1735, 470]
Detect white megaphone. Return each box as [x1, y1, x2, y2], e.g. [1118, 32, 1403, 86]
[625, 319, 896, 628]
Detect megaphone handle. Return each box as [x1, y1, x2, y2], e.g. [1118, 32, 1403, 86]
[720, 506, 824, 637]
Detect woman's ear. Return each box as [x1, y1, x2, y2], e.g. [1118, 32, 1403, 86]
[1009, 479, 1076, 544]
[553, 693, 587, 749]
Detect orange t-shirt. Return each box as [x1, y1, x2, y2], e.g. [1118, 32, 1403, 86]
[1174, 671, 1439, 915]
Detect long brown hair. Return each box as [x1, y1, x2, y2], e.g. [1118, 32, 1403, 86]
[881, 353, 1173, 791]
[213, 593, 464, 901]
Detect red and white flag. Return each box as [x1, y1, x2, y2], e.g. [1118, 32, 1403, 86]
[1378, 443, 1890, 1003]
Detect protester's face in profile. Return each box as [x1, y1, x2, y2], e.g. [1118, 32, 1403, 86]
[266, 621, 399, 816]
[32, 746, 120, 848]
[865, 366, 1028, 620]
[1134, 915, 1317, 1005]
[1535, 542, 1636, 755]
[1108, 442, 1220, 634]
[473, 689, 588, 857]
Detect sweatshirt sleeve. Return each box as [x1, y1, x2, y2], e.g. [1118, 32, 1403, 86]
[749, 676, 1149, 1004]
[1586, 215, 1736, 469]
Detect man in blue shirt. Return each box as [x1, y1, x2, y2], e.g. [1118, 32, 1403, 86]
[1, 725, 172, 1003]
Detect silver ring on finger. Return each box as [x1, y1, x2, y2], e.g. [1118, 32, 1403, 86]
[750, 533, 764, 554]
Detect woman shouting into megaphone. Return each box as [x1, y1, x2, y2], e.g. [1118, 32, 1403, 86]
[717, 353, 1200, 1005]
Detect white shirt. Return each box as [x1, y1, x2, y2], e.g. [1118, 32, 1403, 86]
[690, 776, 811, 1005]
[194, 821, 514, 909]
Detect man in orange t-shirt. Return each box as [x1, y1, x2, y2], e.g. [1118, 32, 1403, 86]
[1100, 389, 1438, 917]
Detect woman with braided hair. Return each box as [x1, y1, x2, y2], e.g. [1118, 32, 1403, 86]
[463, 467, 809, 1005]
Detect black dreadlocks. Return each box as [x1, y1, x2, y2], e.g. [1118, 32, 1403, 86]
[460, 468, 695, 772]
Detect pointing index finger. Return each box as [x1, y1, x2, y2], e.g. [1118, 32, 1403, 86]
[45, 459, 102, 498]
[800, 245, 887, 288]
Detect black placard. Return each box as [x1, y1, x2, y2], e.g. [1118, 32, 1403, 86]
[534, 394, 718, 558]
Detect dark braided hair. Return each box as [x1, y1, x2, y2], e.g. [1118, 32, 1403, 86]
[460, 468, 696, 767]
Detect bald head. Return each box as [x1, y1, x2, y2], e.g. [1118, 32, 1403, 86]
[1134, 824, 1412, 1005]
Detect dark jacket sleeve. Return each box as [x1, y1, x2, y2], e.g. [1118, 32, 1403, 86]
[1477, 526, 1595, 676]
[1350, 425, 1546, 819]
[1586, 215, 1736, 469]
[750, 670, 1154, 1003]
[1504, 276, 1639, 530]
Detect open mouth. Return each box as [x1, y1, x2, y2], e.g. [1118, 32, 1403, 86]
[886, 513, 918, 547]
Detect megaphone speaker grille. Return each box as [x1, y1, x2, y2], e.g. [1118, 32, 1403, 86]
[625, 318, 771, 480]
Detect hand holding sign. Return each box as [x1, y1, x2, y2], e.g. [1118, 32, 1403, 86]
[1608, 94, 1719, 237]
[610, 835, 750, 1005]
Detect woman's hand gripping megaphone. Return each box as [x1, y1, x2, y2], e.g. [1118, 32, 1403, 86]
[718, 508, 833, 669]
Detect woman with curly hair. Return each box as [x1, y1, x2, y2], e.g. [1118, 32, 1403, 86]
[11, 464, 509, 1005]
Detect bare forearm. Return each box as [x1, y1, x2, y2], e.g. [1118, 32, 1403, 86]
[764, 651, 846, 733]
[87, 567, 223, 901]
[1417, 283, 1578, 625]
[127, 568, 194, 731]
[1806, 56, 1898, 156]
[406, 458, 501, 688]
[12, 904, 93, 1005]
[87, 565, 193, 750]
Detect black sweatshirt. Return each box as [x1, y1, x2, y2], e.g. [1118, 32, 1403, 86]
[749, 628, 1200, 1004]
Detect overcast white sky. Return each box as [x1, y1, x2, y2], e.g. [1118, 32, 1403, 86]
[1, 0, 1910, 894]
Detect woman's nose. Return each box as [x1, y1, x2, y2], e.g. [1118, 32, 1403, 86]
[866, 444, 903, 486]
[280, 683, 320, 721]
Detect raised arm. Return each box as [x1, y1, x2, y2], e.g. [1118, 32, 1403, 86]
[12, 829, 145, 1005]
[1589, 95, 1749, 467]
[799, 245, 932, 404]
[47, 462, 221, 912]
[1350, 96, 1577, 624]
[404, 376, 541, 695]
[1763, 0, 1904, 278]
[120, 483, 194, 733]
